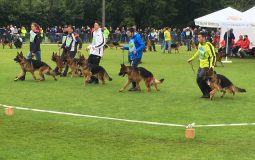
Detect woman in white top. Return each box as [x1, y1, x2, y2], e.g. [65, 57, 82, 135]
[86, 22, 105, 83]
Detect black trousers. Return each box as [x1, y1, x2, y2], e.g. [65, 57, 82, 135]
[88, 54, 101, 82]
[62, 51, 76, 76]
[88, 54, 101, 65]
[196, 68, 212, 96]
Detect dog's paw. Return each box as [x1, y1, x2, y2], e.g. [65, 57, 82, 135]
[119, 89, 124, 92]
[14, 77, 19, 81]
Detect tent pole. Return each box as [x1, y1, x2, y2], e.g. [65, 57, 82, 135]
[222, 29, 232, 63]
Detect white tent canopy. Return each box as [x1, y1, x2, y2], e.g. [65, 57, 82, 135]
[243, 6, 255, 27]
[220, 6, 255, 48]
[194, 7, 249, 28]
[195, 6, 255, 48]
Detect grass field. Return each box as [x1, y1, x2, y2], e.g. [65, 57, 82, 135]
[0, 44, 255, 160]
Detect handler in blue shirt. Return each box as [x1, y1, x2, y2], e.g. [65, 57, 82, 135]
[122, 27, 145, 91]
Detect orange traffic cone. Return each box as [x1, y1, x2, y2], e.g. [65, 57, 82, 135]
[185, 128, 195, 139]
[5, 107, 14, 116]
[185, 123, 195, 139]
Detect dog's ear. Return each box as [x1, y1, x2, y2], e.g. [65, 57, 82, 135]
[17, 52, 19, 55]
[20, 51, 23, 55]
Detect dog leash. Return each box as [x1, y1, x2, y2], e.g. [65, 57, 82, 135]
[58, 48, 61, 56]
[189, 61, 196, 75]
[122, 49, 125, 64]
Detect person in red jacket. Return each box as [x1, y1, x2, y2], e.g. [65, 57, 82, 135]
[232, 35, 243, 57]
[239, 35, 250, 58]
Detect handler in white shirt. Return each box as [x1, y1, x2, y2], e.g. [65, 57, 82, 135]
[86, 22, 105, 83]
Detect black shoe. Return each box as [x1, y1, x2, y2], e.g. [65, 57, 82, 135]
[200, 95, 209, 98]
[128, 87, 138, 91]
[60, 74, 67, 77]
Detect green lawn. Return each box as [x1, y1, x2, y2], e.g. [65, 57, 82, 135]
[0, 44, 255, 160]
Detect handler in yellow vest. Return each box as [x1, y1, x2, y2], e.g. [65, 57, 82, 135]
[187, 31, 216, 98]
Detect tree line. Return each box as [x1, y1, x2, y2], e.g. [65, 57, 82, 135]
[0, 0, 254, 28]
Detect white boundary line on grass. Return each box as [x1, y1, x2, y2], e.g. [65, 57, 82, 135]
[0, 104, 185, 127]
[1, 104, 255, 128]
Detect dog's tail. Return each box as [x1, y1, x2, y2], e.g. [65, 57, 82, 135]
[235, 86, 246, 93]
[154, 78, 164, 84]
[104, 69, 113, 81]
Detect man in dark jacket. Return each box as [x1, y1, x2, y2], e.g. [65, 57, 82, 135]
[224, 28, 235, 54]
[60, 25, 82, 77]
[27, 22, 41, 61]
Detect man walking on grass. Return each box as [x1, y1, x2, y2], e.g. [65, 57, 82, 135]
[187, 31, 216, 98]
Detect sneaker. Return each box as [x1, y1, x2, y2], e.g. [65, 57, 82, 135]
[200, 95, 210, 98]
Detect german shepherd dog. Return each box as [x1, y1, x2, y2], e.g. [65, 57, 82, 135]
[205, 68, 246, 100]
[191, 41, 198, 51]
[118, 64, 164, 92]
[0, 38, 13, 49]
[51, 52, 65, 75]
[63, 53, 80, 78]
[171, 41, 182, 53]
[105, 41, 122, 50]
[77, 55, 112, 86]
[14, 52, 57, 81]
[215, 50, 224, 67]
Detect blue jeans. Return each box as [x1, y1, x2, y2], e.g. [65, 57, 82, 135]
[162, 40, 172, 53]
[186, 39, 191, 51]
[130, 58, 141, 68]
[27, 51, 41, 61]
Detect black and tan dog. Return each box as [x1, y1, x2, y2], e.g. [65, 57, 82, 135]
[205, 68, 246, 100]
[215, 49, 224, 67]
[51, 52, 65, 75]
[63, 53, 80, 78]
[77, 55, 112, 86]
[14, 52, 57, 81]
[105, 41, 122, 50]
[171, 41, 182, 53]
[0, 38, 13, 49]
[118, 64, 164, 92]
[191, 41, 198, 51]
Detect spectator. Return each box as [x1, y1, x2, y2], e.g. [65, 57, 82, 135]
[224, 28, 235, 55]
[162, 27, 172, 54]
[181, 28, 186, 45]
[104, 26, 110, 42]
[232, 35, 243, 57]
[21, 26, 27, 42]
[185, 27, 193, 51]
[239, 35, 250, 57]
[148, 29, 156, 52]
